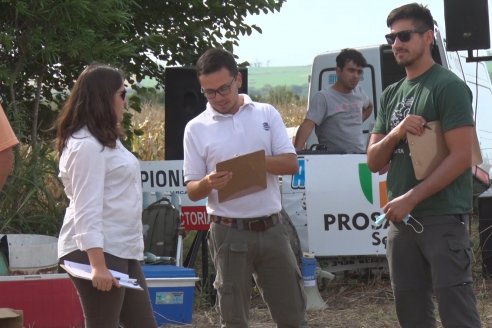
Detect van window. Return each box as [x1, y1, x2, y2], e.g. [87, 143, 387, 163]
[380, 45, 405, 90]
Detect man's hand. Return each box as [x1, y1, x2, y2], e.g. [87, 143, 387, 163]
[367, 115, 428, 172]
[393, 114, 428, 140]
[203, 171, 233, 191]
[186, 170, 233, 201]
[382, 192, 418, 222]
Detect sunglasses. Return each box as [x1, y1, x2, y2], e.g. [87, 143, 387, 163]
[385, 28, 429, 45]
[119, 89, 127, 101]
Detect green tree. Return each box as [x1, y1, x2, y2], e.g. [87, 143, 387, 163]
[0, 0, 286, 235]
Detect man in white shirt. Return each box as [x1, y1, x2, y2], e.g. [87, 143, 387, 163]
[183, 48, 306, 328]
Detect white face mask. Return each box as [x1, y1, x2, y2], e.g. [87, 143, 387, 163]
[404, 215, 424, 234]
[373, 214, 424, 234]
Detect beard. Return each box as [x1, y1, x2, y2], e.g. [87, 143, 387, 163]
[394, 46, 425, 67]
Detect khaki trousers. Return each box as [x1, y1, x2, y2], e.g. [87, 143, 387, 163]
[208, 221, 306, 328]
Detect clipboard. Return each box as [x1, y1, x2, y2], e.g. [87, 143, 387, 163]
[407, 121, 482, 180]
[216, 149, 267, 203]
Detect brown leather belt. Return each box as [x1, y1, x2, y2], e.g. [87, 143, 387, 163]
[209, 213, 282, 232]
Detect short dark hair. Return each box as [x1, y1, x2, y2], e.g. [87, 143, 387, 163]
[386, 3, 434, 30]
[336, 48, 367, 70]
[195, 48, 238, 77]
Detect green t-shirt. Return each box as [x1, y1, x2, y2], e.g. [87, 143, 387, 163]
[373, 64, 474, 216]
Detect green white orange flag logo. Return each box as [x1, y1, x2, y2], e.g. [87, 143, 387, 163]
[358, 163, 388, 207]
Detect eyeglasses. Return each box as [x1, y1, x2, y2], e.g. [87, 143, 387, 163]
[385, 28, 429, 45]
[119, 90, 127, 101]
[201, 76, 236, 99]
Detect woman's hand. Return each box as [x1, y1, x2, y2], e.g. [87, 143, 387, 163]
[87, 247, 120, 291]
[91, 266, 120, 291]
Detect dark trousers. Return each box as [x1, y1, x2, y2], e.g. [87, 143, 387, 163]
[59, 250, 157, 328]
[387, 214, 482, 328]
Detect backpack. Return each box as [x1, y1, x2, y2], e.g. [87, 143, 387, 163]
[141, 197, 180, 259]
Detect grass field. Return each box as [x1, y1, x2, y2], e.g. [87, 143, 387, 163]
[246, 65, 311, 89]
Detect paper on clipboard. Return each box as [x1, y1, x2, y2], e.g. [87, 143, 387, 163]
[407, 121, 482, 180]
[60, 260, 143, 290]
[216, 149, 267, 203]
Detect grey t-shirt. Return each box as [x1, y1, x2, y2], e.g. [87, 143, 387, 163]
[306, 86, 370, 153]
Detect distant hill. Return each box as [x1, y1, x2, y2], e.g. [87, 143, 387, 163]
[246, 65, 311, 89]
[139, 65, 311, 90]
[487, 62, 492, 80]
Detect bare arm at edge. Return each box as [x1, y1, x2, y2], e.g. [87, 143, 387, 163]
[293, 119, 315, 151]
[0, 147, 14, 190]
[362, 102, 374, 121]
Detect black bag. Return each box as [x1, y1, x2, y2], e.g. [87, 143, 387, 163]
[142, 197, 180, 259]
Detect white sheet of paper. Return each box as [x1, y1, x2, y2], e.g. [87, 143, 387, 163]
[61, 260, 143, 290]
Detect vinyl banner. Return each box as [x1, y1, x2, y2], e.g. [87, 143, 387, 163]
[301, 155, 388, 256]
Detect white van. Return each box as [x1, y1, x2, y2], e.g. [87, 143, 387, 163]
[281, 26, 492, 265]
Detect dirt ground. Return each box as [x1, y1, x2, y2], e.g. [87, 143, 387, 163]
[164, 274, 492, 328]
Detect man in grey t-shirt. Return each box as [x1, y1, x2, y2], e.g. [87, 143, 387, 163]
[294, 48, 373, 153]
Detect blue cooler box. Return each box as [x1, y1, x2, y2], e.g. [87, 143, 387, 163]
[142, 265, 199, 326]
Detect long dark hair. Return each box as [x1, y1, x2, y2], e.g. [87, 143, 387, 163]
[56, 63, 124, 154]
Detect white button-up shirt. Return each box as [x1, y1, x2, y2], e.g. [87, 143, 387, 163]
[57, 127, 144, 260]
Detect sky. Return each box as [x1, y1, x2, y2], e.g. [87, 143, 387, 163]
[233, 0, 492, 67]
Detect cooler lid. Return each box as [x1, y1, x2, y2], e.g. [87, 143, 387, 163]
[142, 265, 196, 278]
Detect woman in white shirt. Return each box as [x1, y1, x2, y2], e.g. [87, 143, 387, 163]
[55, 63, 157, 328]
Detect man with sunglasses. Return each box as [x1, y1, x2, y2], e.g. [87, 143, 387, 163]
[183, 48, 306, 328]
[367, 3, 481, 328]
[294, 48, 373, 153]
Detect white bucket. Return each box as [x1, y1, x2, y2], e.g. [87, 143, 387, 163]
[5, 234, 58, 275]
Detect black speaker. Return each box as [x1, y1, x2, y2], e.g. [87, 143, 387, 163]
[164, 67, 248, 160]
[478, 189, 492, 277]
[444, 0, 490, 51]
